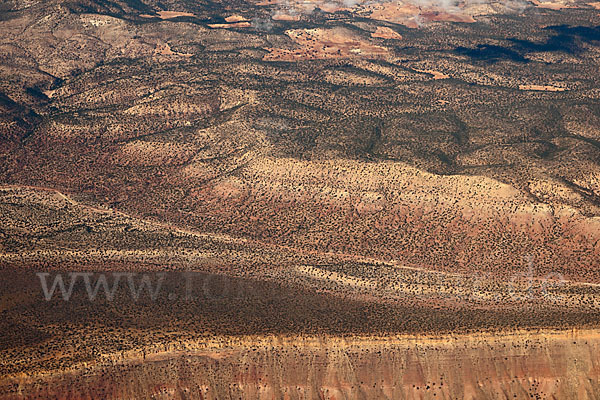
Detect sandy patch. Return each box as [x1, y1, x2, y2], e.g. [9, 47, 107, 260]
[371, 26, 402, 39]
[590, 1, 600, 8]
[519, 84, 566, 92]
[43, 89, 56, 99]
[207, 22, 251, 28]
[157, 11, 195, 19]
[272, 13, 301, 21]
[225, 15, 247, 22]
[414, 68, 449, 79]
[264, 28, 388, 61]
[154, 43, 193, 57]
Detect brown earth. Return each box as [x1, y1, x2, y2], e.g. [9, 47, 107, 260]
[152, 11, 196, 19]
[371, 27, 403, 40]
[2, 330, 599, 399]
[519, 84, 567, 92]
[207, 22, 252, 28]
[264, 28, 389, 61]
[1, 0, 600, 397]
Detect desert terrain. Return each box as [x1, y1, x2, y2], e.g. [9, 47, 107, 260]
[3, 330, 600, 399]
[1, 0, 600, 398]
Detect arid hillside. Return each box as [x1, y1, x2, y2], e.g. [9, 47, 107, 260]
[1, 0, 600, 398]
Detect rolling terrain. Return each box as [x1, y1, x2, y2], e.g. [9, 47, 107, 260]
[1, 0, 600, 398]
